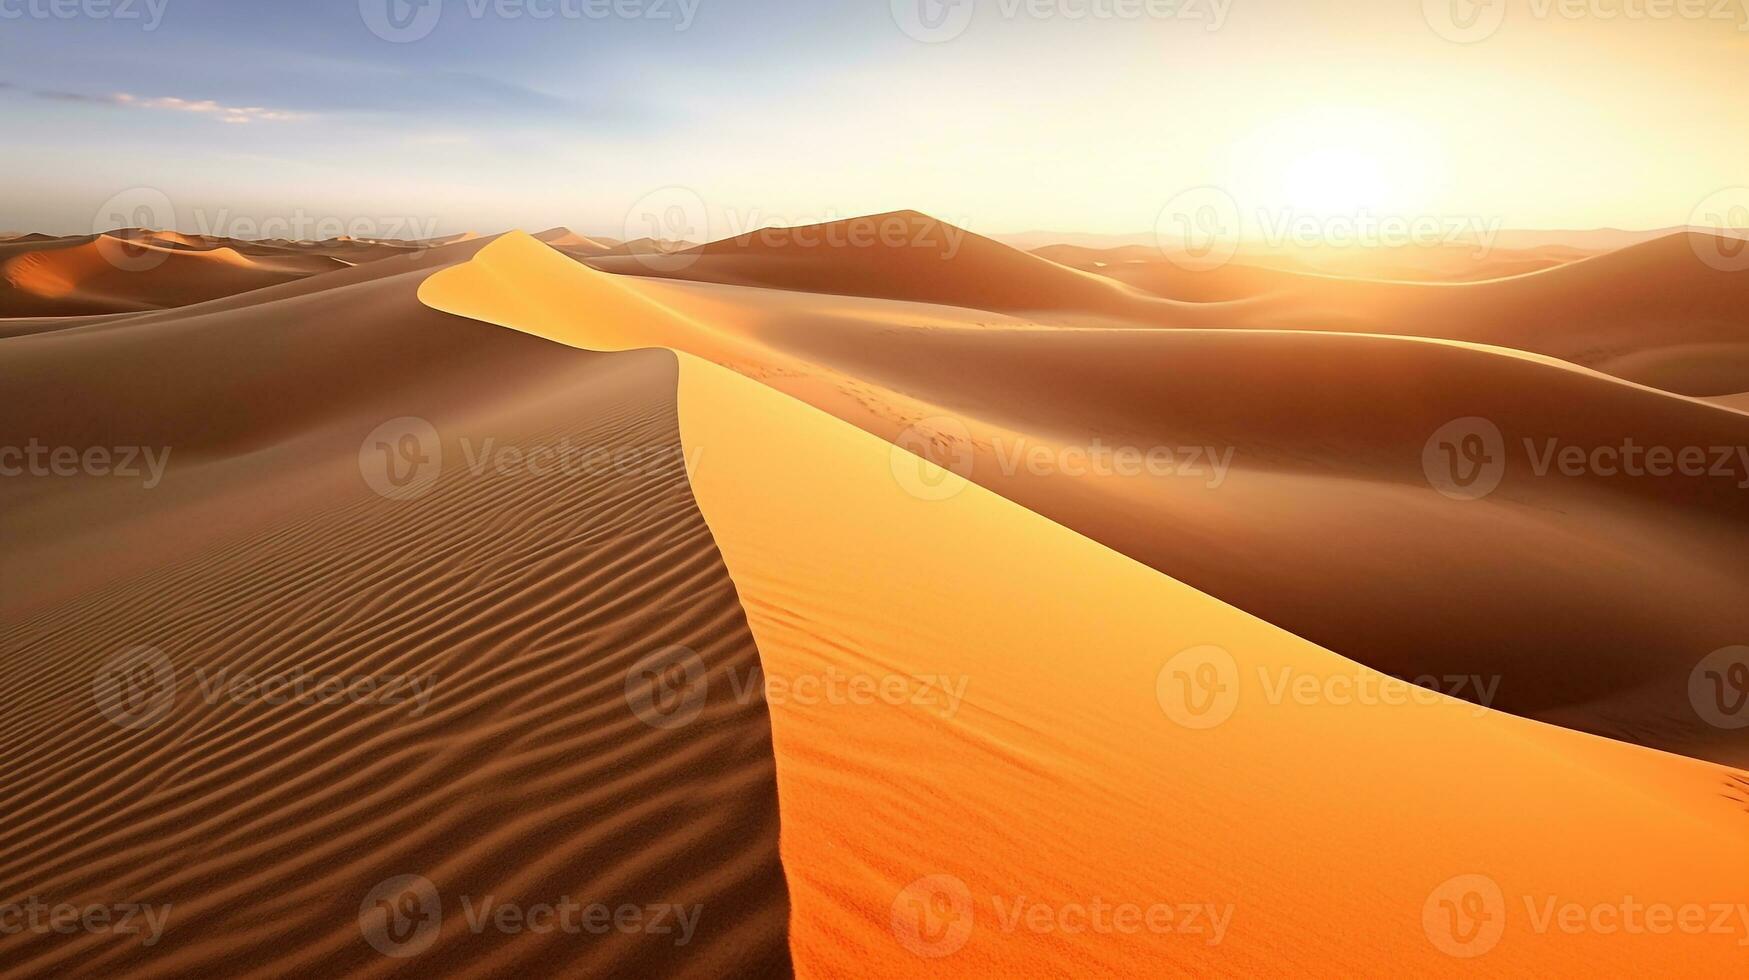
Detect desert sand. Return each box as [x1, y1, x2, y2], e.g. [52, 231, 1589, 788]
[421, 237, 1749, 975]
[0, 240, 789, 977]
[1, 215, 1744, 975]
[426, 230, 1749, 767]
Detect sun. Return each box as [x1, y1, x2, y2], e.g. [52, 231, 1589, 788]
[1283, 146, 1390, 215]
[1231, 107, 1438, 219]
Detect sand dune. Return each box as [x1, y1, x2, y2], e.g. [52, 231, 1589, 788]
[1113, 231, 1749, 396]
[5, 218, 1745, 975]
[0, 235, 355, 316]
[0, 248, 791, 976]
[424, 233, 1749, 765]
[596, 237, 698, 258]
[533, 228, 614, 254]
[581, 213, 1747, 396]
[586, 211, 1177, 324]
[420, 242, 1749, 975]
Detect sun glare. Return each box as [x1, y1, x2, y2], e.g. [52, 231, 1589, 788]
[1230, 107, 1440, 222]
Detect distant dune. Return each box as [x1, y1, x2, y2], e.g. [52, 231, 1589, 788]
[588, 211, 1176, 324]
[0, 236, 317, 316]
[533, 227, 615, 254]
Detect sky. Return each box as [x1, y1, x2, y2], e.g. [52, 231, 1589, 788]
[2, 0, 1746, 239]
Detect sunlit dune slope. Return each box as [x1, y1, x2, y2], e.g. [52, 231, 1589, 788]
[417, 243, 1749, 975]
[420, 233, 1749, 766]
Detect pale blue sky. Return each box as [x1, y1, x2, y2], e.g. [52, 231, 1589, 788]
[3, 0, 1746, 237]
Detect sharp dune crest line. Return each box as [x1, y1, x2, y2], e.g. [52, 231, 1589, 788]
[418, 233, 1749, 977]
[0, 248, 793, 977]
[421, 232, 1749, 766]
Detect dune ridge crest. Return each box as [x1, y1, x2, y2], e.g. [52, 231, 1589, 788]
[417, 232, 1749, 976]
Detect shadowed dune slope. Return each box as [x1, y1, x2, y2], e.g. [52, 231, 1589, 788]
[421, 233, 1749, 766]
[418, 247, 1749, 975]
[0, 258, 792, 976]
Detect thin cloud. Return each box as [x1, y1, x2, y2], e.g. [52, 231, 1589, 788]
[0, 80, 305, 123]
[113, 93, 305, 124]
